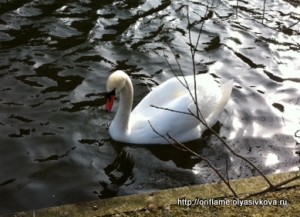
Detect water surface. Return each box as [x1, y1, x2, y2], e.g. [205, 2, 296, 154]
[0, 0, 299, 214]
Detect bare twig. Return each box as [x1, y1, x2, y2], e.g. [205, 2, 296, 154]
[186, 4, 210, 120]
[164, 2, 274, 189]
[207, 126, 274, 187]
[225, 156, 230, 184]
[243, 174, 300, 199]
[152, 102, 274, 188]
[164, 43, 208, 125]
[288, 19, 300, 29]
[262, 0, 267, 24]
[162, 48, 188, 89]
[147, 120, 188, 152]
[147, 120, 172, 144]
[168, 134, 238, 198]
[236, 0, 239, 18]
[186, 4, 214, 124]
[165, 45, 189, 88]
[150, 105, 193, 116]
[148, 115, 238, 198]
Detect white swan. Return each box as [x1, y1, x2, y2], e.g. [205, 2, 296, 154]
[105, 70, 233, 144]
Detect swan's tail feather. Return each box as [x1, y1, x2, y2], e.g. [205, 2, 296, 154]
[206, 79, 234, 128]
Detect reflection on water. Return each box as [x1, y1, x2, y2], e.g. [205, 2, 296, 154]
[0, 0, 300, 214]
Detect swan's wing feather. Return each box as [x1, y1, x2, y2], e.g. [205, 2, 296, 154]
[205, 79, 233, 127]
[132, 74, 215, 112]
[129, 93, 201, 142]
[132, 76, 188, 113]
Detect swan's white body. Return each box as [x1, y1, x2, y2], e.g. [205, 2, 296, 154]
[106, 70, 233, 144]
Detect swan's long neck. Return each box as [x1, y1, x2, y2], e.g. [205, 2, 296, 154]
[111, 76, 133, 136]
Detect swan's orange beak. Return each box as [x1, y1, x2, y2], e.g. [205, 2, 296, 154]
[106, 89, 116, 112]
[106, 95, 115, 112]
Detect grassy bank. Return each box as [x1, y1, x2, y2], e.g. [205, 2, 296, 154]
[9, 172, 300, 217]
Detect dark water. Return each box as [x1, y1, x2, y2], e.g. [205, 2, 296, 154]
[0, 0, 299, 214]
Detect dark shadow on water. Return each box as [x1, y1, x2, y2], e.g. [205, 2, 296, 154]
[97, 121, 222, 198]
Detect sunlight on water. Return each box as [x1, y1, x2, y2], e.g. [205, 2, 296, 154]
[265, 153, 279, 166]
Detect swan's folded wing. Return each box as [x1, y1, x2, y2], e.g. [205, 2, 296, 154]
[129, 93, 201, 143]
[132, 77, 188, 114]
[128, 74, 232, 143]
[205, 79, 233, 127]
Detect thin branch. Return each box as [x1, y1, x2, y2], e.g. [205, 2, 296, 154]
[148, 120, 187, 152]
[187, 108, 206, 123]
[204, 125, 274, 188]
[187, 5, 199, 119]
[155, 0, 280, 198]
[225, 156, 230, 184]
[192, 2, 215, 119]
[168, 45, 186, 78]
[147, 120, 172, 144]
[262, 0, 266, 24]
[151, 104, 206, 125]
[151, 100, 273, 188]
[166, 133, 238, 198]
[243, 174, 300, 199]
[195, 106, 274, 187]
[165, 43, 207, 125]
[192, 6, 211, 58]
[150, 105, 193, 117]
[186, 5, 211, 123]
[149, 113, 238, 198]
[236, 0, 239, 18]
[162, 48, 188, 89]
[288, 19, 300, 29]
[166, 44, 190, 89]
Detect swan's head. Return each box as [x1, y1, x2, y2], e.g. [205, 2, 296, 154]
[106, 70, 128, 93]
[105, 70, 128, 112]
